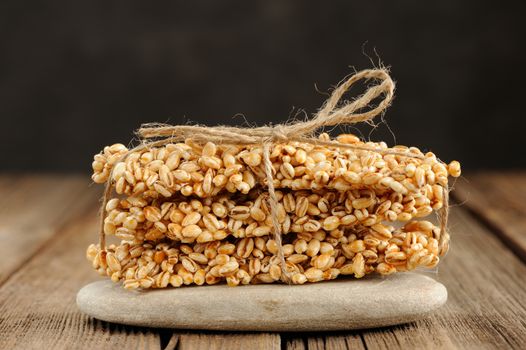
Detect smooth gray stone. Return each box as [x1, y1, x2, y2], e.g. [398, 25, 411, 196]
[77, 273, 447, 331]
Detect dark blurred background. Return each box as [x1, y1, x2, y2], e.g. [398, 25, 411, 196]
[1, 1, 525, 172]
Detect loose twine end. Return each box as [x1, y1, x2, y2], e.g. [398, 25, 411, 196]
[98, 68, 451, 282]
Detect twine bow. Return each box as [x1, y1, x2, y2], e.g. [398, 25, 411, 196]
[99, 69, 449, 283]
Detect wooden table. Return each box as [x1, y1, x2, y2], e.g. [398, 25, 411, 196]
[1, 174, 525, 349]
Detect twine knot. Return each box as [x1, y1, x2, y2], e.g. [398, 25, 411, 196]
[269, 125, 289, 143]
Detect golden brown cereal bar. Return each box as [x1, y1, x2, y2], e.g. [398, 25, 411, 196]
[87, 220, 444, 289]
[102, 188, 445, 245]
[91, 134, 460, 200]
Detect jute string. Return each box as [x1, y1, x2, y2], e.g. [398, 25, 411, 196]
[98, 69, 450, 282]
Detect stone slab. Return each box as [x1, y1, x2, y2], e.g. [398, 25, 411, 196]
[77, 273, 447, 331]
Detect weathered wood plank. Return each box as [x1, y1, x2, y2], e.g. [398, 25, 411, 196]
[284, 333, 365, 350]
[325, 335, 365, 350]
[307, 335, 365, 350]
[2, 174, 526, 349]
[176, 332, 280, 350]
[0, 175, 99, 284]
[284, 337, 306, 350]
[0, 202, 160, 349]
[453, 172, 526, 261]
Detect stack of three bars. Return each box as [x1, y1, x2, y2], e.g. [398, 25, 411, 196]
[87, 133, 461, 289]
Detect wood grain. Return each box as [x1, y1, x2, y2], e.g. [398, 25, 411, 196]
[175, 332, 280, 350]
[1, 175, 526, 349]
[0, 175, 99, 284]
[284, 333, 365, 350]
[0, 182, 160, 349]
[454, 172, 526, 261]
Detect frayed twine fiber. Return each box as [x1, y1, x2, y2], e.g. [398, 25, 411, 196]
[98, 68, 450, 283]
